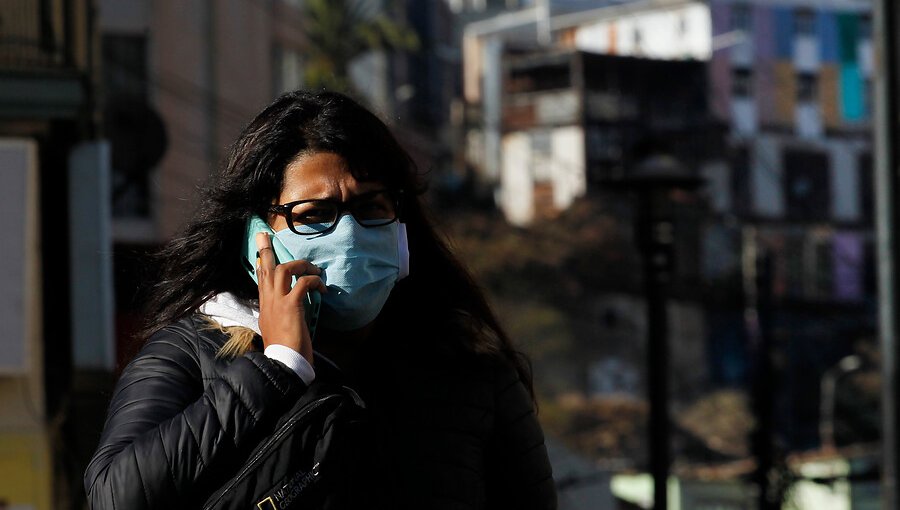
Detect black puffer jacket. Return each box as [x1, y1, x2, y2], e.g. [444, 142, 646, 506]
[84, 315, 557, 509]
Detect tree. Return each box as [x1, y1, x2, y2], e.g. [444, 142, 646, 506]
[301, 0, 419, 92]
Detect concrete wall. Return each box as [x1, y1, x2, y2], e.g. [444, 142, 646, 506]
[550, 126, 586, 211]
[500, 131, 533, 225]
[500, 125, 587, 226]
[152, 0, 277, 239]
[573, 3, 711, 60]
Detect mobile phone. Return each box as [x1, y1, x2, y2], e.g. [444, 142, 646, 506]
[242, 215, 321, 341]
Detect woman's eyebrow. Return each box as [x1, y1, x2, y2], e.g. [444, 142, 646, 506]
[280, 189, 339, 203]
[280, 182, 385, 204]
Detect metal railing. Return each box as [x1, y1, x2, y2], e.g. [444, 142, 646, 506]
[0, 0, 75, 71]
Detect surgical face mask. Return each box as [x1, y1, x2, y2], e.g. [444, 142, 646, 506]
[274, 214, 410, 331]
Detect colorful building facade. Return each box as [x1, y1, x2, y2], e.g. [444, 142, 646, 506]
[706, 0, 873, 306]
[705, 0, 876, 450]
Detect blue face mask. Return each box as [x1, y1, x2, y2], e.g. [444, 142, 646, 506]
[274, 214, 410, 331]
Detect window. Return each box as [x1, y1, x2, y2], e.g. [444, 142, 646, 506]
[587, 126, 623, 161]
[783, 149, 830, 220]
[731, 4, 752, 32]
[102, 34, 147, 100]
[102, 34, 156, 220]
[785, 234, 805, 297]
[797, 73, 818, 103]
[531, 130, 553, 181]
[859, 15, 873, 40]
[794, 9, 815, 36]
[812, 238, 834, 299]
[732, 68, 753, 97]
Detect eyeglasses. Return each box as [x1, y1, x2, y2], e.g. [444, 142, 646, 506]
[269, 189, 402, 236]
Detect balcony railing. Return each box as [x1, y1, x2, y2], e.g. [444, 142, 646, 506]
[0, 0, 77, 72]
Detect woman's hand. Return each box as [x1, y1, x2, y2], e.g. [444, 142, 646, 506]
[255, 232, 326, 364]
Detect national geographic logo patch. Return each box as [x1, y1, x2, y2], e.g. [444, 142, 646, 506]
[257, 463, 321, 510]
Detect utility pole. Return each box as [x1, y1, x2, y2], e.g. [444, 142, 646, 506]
[638, 190, 673, 510]
[744, 228, 780, 510]
[611, 155, 703, 510]
[874, 0, 900, 507]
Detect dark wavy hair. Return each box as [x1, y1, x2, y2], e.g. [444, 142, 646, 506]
[140, 90, 533, 396]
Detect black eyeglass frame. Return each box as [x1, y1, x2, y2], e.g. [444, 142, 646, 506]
[268, 189, 404, 236]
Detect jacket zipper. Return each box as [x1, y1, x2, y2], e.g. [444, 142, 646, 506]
[202, 395, 338, 510]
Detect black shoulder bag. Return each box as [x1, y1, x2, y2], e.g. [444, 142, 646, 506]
[202, 381, 372, 510]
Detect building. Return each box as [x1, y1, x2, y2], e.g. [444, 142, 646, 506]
[0, 1, 107, 508]
[704, 0, 876, 449]
[100, 0, 320, 245]
[462, 0, 714, 224]
[458, 0, 728, 441]
[705, 0, 874, 303]
[98, 0, 324, 372]
[459, 1, 719, 397]
[497, 49, 711, 225]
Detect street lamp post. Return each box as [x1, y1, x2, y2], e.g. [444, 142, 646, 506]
[610, 154, 703, 510]
[874, 0, 900, 506]
[819, 355, 864, 451]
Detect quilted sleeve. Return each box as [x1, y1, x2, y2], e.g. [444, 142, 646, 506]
[485, 360, 558, 509]
[83, 320, 304, 509]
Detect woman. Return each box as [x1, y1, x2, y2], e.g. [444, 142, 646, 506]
[84, 91, 556, 509]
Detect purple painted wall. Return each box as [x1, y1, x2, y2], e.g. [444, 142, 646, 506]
[755, 5, 776, 59]
[833, 232, 864, 301]
[712, 1, 732, 37]
[755, 6, 777, 126]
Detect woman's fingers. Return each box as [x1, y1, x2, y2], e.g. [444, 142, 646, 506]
[255, 232, 276, 297]
[273, 260, 321, 295]
[255, 233, 322, 294]
[255, 232, 277, 270]
[253, 231, 320, 359]
[289, 274, 327, 300]
[278, 259, 321, 275]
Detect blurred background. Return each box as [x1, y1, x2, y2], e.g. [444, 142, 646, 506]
[0, 0, 896, 508]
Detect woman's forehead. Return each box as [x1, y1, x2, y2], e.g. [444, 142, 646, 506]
[280, 151, 382, 201]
